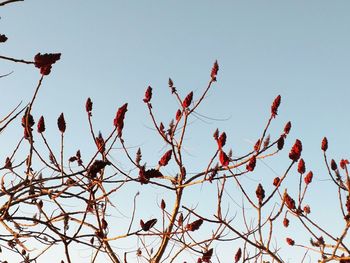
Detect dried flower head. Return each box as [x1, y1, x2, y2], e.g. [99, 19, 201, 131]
[340, 159, 349, 170]
[175, 109, 182, 121]
[286, 237, 295, 246]
[289, 139, 302, 161]
[202, 248, 213, 263]
[143, 86, 152, 103]
[219, 150, 230, 166]
[297, 158, 306, 174]
[22, 108, 35, 128]
[158, 150, 172, 167]
[95, 132, 105, 153]
[113, 103, 128, 136]
[254, 139, 261, 152]
[37, 116, 45, 133]
[186, 219, 203, 231]
[87, 160, 109, 178]
[284, 192, 296, 210]
[160, 199, 166, 210]
[182, 91, 193, 108]
[277, 136, 285, 150]
[211, 60, 219, 81]
[321, 137, 328, 151]
[331, 159, 338, 171]
[246, 155, 257, 172]
[86, 97, 93, 113]
[263, 135, 270, 149]
[213, 128, 219, 141]
[217, 132, 227, 149]
[271, 95, 281, 118]
[256, 183, 265, 203]
[303, 205, 311, 214]
[57, 113, 66, 133]
[34, 53, 61, 75]
[284, 121, 292, 135]
[273, 177, 281, 187]
[304, 171, 313, 185]
[234, 248, 242, 262]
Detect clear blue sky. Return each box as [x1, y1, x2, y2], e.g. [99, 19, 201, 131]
[1, 1, 350, 262]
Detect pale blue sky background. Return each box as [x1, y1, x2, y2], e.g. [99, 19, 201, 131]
[1, 1, 350, 262]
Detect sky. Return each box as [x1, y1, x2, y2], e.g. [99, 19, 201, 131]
[1, 1, 350, 262]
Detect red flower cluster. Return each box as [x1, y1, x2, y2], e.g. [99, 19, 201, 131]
[283, 217, 289, 227]
[22, 109, 35, 139]
[86, 97, 93, 113]
[246, 155, 257, 172]
[277, 136, 285, 150]
[57, 113, 66, 133]
[321, 137, 328, 151]
[186, 219, 203, 231]
[182, 91, 193, 108]
[143, 86, 152, 103]
[256, 183, 265, 203]
[201, 248, 213, 263]
[87, 160, 109, 178]
[217, 131, 226, 149]
[158, 150, 172, 167]
[284, 121, 291, 135]
[175, 109, 182, 121]
[340, 159, 349, 169]
[113, 103, 128, 136]
[297, 158, 305, 174]
[219, 150, 230, 166]
[211, 60, 219, 81]
[271, 95, 281, 118]
[95, 132, 105, 153]
[273, 177, 280, 187]
[304, 171, 313, 185]
[286, 237, 295, 246]
[303, 205, 311, 214]
[234, 247, 242, 262]
[37, 116, 45, 133]
[34, 53, 61, 75]
[284, 192, 296, 210]
[138, 167, 163, 184]
[289, 139, 302, 161]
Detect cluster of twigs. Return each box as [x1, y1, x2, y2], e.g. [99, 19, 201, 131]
[1, 1, 350, 263]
